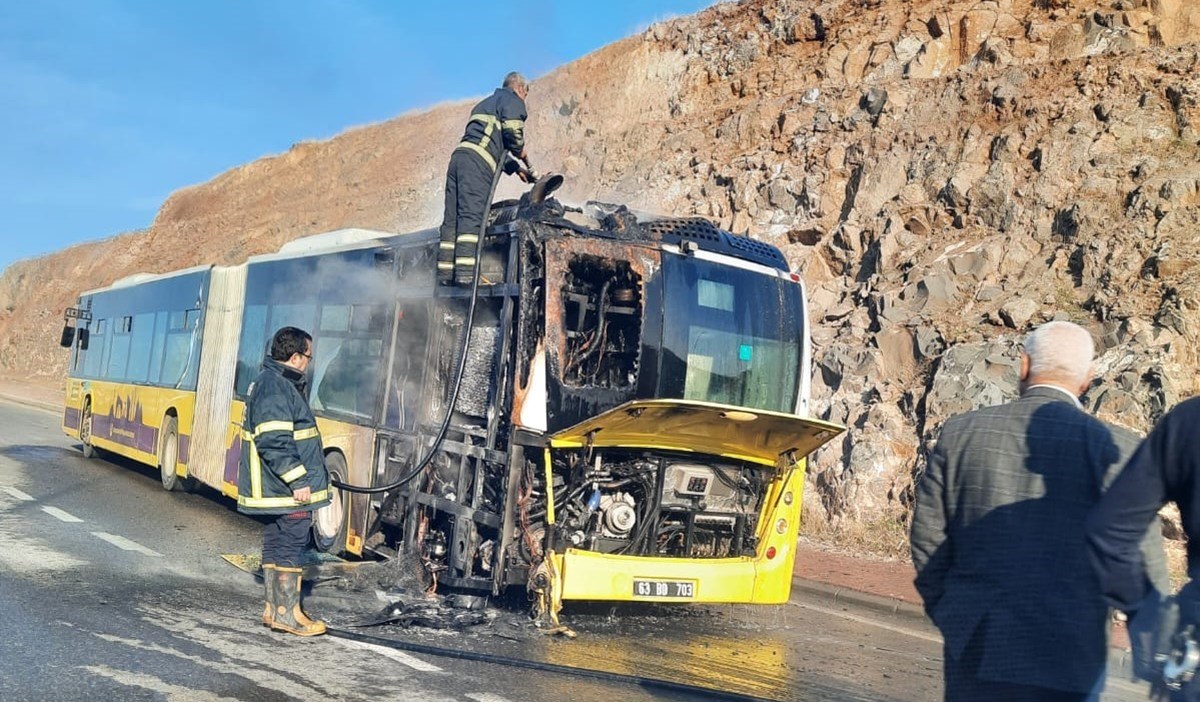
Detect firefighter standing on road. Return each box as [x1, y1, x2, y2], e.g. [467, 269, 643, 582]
[237, 326, 331, 637]
[438, 71, 535, 286]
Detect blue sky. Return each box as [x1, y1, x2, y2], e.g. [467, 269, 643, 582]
[0, 0, 713, 273]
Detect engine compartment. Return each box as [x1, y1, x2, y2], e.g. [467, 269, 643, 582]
[517, 448, 765, 561]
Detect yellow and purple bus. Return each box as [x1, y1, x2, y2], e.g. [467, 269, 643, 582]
[60, 199, 843, 610]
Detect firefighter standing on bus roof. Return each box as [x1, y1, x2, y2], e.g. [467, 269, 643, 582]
[237, 326, 331, 637]
[438, 71, 535, 286]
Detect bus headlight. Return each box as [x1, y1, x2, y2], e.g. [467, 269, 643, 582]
[783, 491, 793, 505]
[775, 518, 788, 534]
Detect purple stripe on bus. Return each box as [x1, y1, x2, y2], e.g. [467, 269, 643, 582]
[138, 423, 157, 454]
[224, 437, 242, 484]
[91, 399, 161, 456]
[178, 434, 190, 465]
[64, 407, 81, 431]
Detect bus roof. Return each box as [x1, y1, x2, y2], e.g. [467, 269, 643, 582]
[246, 227, 439, 266]
[80, 264, 213, 297]
[78, 227, 442, 298]
[276, 228, 395, 255]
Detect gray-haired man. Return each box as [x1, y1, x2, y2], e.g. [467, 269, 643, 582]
[911, 321, 1166, 700]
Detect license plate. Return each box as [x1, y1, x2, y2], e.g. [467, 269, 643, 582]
[633, 579, 696, 599]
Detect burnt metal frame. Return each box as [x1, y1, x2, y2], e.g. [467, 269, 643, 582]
[367, 226, 525, 592]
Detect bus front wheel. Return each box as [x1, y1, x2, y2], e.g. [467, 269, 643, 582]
[80, 401, 97, 459]
[313, 451, 348, 554]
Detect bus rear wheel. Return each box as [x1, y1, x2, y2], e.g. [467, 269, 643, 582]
[80, 401, 97, 459]
[313, 451, 348, 554]
[158, 416, 189, 492]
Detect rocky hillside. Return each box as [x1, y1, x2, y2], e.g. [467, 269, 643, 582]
[6, 0, 1200, 553]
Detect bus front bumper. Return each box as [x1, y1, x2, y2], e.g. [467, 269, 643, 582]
[554, 544, 796, 605]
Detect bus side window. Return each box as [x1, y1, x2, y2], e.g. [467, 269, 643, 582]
[313, 306, 384, 419]
[107, 316, 133, 381]
[181, 308, 203, 390]
[388, 303, 430, 430]
[147, 311, 168, 385]
[162, 310, 197, 387]
[71, 328, 85, 371]
[269, 304, 316, 338]
[84, 320, 106, 378]
[126, 312, 155, 383]
[100, 321, 115, 380]
[236, 305, 269, 397]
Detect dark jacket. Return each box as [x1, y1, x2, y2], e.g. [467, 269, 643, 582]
[911, 386, 1168, 693]
[453, 87, 527, 172]
[237, 358, 331, 515]
[1089, 396, 1200, 614]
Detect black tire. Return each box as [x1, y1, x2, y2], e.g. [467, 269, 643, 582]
[80, 401, 97, 459]
[158, 416, 184, 492]
[313, 451, 349, 554]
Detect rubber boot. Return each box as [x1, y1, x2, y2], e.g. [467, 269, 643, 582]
[260, 563, 276, 627]
[269, 566, 326, 637]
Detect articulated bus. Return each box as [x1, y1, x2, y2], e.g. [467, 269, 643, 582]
[60, 195, 844, 610]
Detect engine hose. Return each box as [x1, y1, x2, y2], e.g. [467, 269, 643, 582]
[325, 626, 770, 702]
[331, 155, 506, 496]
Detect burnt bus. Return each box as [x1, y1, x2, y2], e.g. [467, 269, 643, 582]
[366, 196, 843, 609]
[61, 193, 843, 611]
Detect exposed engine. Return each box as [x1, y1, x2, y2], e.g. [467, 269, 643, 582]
[520, 450, 763, 560]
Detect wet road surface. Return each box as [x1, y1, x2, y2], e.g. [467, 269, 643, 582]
[0, 399, 1156, 701]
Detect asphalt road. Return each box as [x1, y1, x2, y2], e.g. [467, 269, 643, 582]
[0, 399, 1156, 701]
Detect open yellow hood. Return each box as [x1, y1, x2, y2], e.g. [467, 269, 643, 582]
[548, 399, 845, 467]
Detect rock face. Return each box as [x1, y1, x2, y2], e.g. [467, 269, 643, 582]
[6, 0, 1200, 554]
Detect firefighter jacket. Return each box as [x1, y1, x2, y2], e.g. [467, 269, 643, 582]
[236, 358, 331, 515]
[453, 87, 527, 173]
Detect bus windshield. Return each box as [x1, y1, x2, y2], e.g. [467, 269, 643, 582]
[655, 255, 802, 414]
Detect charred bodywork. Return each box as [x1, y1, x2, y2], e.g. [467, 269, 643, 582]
[359, 195, 842, 599]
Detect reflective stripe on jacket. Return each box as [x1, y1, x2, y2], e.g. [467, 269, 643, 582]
[454, 87, 527, 171]
[237, 358, 331, 515]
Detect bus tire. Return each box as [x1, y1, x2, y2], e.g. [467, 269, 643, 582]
[158, 416, 184, 492]
[313, 451, 349, 554]
[80, 400, 98, 459]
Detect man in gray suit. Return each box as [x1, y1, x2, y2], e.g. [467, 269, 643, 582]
[911, 321, 1166, 701]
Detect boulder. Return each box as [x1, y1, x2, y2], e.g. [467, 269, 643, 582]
[999, 298, 1039, 328]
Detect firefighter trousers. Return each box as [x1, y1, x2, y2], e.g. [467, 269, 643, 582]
[262, 512, 312, 568]
[438, 149, 494, 285]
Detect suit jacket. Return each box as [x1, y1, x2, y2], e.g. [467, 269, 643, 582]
[910, 386, 1168, 693]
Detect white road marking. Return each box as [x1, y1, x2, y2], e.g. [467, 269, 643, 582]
[3, 486, 34, 501]
[81, 665, 234, 702]
[466, 694, 512, 702]
[791, 600, 943, 644]
[330, 637, 443, 673]
[41, 505, 83, 523]
[791, 601, 1150, 696]
[91, 531, 163, 557]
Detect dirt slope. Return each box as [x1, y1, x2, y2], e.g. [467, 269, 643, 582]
[6, 0, 1200, 551]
